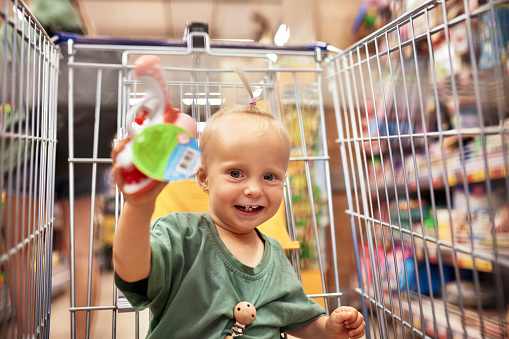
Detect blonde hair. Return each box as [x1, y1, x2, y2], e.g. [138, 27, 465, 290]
[200, 105, 290, 165]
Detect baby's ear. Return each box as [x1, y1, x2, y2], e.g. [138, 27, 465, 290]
[196, 164, 209, 192]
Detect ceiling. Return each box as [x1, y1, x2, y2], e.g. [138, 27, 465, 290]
[78, 0, 364, 50]
[70, 0, 365, 111]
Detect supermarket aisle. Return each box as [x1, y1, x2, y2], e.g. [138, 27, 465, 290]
[50, 270, 150, 339]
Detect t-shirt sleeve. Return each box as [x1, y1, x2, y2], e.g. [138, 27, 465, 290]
[114, 274, 150, 309]
[263, 236, 327, 333]
[114, 214, 186, 311]
[278, 277, 326, 333]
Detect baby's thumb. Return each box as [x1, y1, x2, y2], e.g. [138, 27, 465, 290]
[111, 165, 126, 188]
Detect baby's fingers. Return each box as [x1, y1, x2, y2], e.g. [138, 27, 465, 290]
[111, 137, 131, 161]
[345, 311, 366, 339]
[346, 320, 366, 339]
[111, 163, 125, 186]
[344, 309, 364, 326]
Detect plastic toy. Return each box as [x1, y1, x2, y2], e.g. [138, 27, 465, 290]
[224, 301, 257, 338]
[116, 55, 201, 194]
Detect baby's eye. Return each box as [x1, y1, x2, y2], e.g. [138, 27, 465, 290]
[263, 174, 276, 181]
[229, 170, 243, 178]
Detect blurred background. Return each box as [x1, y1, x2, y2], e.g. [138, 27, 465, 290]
[25, 0, 424, 50]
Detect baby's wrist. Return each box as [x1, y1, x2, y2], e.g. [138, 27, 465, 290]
[324, 316, 334, 334]
[124, 199, 156, 214]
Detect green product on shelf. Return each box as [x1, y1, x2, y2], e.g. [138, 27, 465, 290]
[391, 200, 430, 230]
[424, 214, 435, 233]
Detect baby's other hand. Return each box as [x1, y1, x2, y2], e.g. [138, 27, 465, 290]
[325, 306, 365, 339]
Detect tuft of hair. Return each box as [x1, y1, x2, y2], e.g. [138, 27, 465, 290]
[231, 64, 254, 101]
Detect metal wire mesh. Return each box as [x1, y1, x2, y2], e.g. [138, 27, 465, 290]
[0, 0, 59, 337]
[328, 0, 509, 337]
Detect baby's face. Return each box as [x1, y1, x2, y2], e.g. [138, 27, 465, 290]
[198, 115, 290, 235]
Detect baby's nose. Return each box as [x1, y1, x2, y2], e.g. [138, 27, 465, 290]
[244, 180, 262, 197]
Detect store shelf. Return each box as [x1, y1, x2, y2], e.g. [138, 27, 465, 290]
[368, 151, 508, 197]
[414, 242, 509, 273]
[372, 289, 507, 339]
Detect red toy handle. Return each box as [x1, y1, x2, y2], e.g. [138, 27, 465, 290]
[117, 55, 199, 195]
[133, 55, 179, 124]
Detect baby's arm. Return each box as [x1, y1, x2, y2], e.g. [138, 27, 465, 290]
[111, 138, 167, 282]
[286, 306, 365, 339]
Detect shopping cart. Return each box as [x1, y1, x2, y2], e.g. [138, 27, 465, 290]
[58, 23, 343, 338]
[328, 0, 509, 338]
[0, 0, 59, 338]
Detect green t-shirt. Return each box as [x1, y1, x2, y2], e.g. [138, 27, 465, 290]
[115, 212, 325, 338]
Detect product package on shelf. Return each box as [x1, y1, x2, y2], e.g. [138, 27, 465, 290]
[280, 76, 329, 270]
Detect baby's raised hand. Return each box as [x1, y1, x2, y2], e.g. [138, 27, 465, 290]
[111, 138, 166, 206]
[325, 306, 366, 339]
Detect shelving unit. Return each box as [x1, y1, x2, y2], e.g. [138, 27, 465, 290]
[374, 289, 504, 338]
[329, 0, 509, 337]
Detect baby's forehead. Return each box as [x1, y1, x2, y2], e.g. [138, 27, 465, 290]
[202, 111, 289, 158]
[220, 112, 263, 124]
[218, 113, 276, 131]
[219, 119, 279, 142]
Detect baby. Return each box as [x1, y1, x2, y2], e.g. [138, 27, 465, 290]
[111, 98, 366, 338]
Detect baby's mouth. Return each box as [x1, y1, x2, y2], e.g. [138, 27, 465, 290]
[236, 205, 261, 212]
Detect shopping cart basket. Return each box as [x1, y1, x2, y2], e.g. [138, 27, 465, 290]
[328, 0, 509, 338]
[0, 0, 59, 338]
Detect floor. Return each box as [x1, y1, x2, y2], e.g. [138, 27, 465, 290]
[50, 270, 150, 339]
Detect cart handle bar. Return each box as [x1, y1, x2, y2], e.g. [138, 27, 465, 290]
[53, 31, 330, 53]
